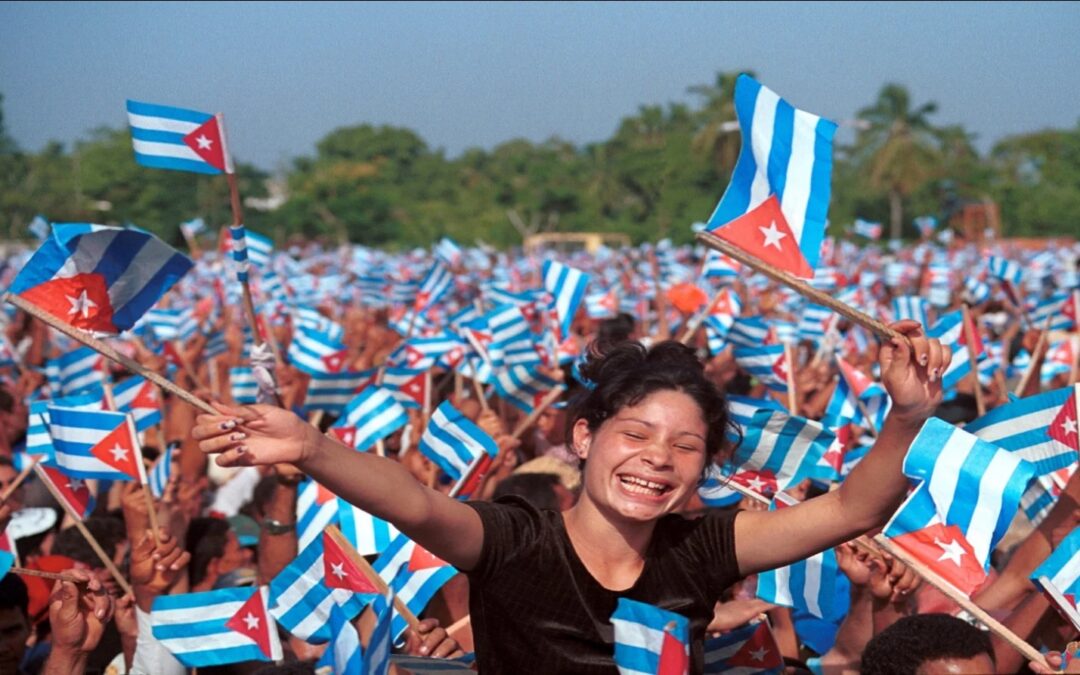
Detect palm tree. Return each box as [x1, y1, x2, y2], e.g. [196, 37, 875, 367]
[688, 71, 757, 180]
[854, 84, 940, 239]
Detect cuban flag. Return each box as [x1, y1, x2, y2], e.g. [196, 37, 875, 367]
[269, 531, 374, 643]
[229, 367, 258, 405]
[389, 334, 467, 371]
[25, 394, 101, 461]
[883, 418, 1035, 596]
[47, 407, 145, 482]
[338, 500, 400, 557]
[304, 369, 375, 415]
[297, 479, 340, 551]
[966, 385, 1079, 476]
[988, 255, 1023, 287]
[143, 307, 198, 342]
[963, 276, 992, 306]
[704, 620, 783, 674]
[542, 260, 590, 338]
[289, 325, 350, 375]
[372, 533, 458, 641]
[837, 358, 887, 400]
[928, 310, 986, 392]
[126, 99, 233, 175]
[852, 218, 883, 241]
[720, 409, 836, 498]
[379, 367, 428, 410]
[9, 224, 193, 334]
[152, 586, 282, 666]
[796, 304, 834, 342]
[733, 345, 789, 393]
[148, 443, 174, 499]
[27, 214, 50, 241]
[891, 296, 929, 327]
[727, 316, 772, 349]
[701, 249, 742, 280]
[112, 375, 162, 432]
[415, 261, 453, 312]
[1032, 528, 1080, 632]
[705, 289, 742, 354]
[35, 463, 96, 521]
[706, 74, 837, 279]
[433, 237, 463, 267]
[316, 603, 363, 674]
[914, 215, 938, 237]
[330, 387, 408, 451]
[492, 365, 561, 414]
[419, 401, 499, 485]
[50, 346, 105, 395]
[586, 289, 620, 320]
[609, 598, 690, 675]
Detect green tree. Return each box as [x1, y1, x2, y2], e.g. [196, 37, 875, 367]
[853, 84, 941, 239]
[989, 122, 1080, 236]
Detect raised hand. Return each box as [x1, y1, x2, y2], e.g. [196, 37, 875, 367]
[192, 401, 321, 468]
[130, 529, 191, 611]
[878, 320, 950, 423]
[403, 617, 466, 659]
[47, 569, 114, 659]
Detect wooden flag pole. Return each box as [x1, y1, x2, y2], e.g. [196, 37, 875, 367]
[1014, 314, 1053, 398]
[4, 293, 216, 415]
[961, 304, 986, 417]
[324, 525, 420, 630]
[0, 455, 40, 504]
[510, 386, 566, 441]
[783, 342, 798, 414]
[128, 415, 161, 542]
[695, 232, 910, 345]
[34, 464, 133, 596]
[872, 534, 1047, 667]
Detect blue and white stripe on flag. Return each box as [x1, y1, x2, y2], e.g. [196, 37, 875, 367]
[704, 620, 784, 674]
[244, 230, 274, 269]
[542, 260, 591, 338]
[419, 401, 499, 482]
[1032, 528, 1080, 630]
[26, 394, 101, 461]
[965, 385, 1078, 477]
[757, 496, 842, 621]
[152, 586, 282, 666]
[372, 533, 458, 641]
[331, 387, 409, 451]
[229, 367, 258, 405]
[288, 325, 349, 375]
[112, 375, 162, 432]
[316, 602, 362, 674]
[724, 409, 836, 495]
[126, 99, 231, 175]
[988, 255, 1023, 287]
[143, 308, 198, 342]
[415, 261, 453, 311]
[304, 369, 374, 415]
[733, 345, 788, 393]
[928, 311, 984, 393]
[148, 442, 175, 499]
[727, 316, 771, 349]
[269, 532, 370, 643]
[338, 500, 400, 558]
[796, 304, 834, 342]
[610, 597, 690, 675]
[492, 365, 561, 413]
[701, 250, 741, 280]
[46, 406, 140, 481]
[892, 296, 929, 327]
[363, 591, 394, 675]
[297, 479, 340, 551]
[433, 237, 463, 267]
[51, 347, 104, 396]
[963, 276, 992, 305]
[852, 218, 882, 240]
[706, 74, 837, 272]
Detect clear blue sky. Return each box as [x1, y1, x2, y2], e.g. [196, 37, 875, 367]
[2, 1, 1078, 172]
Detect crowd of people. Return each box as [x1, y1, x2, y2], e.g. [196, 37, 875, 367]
[0, 230, 1078, 674]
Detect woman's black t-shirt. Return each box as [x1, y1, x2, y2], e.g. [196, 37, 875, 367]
[465, 496, 742, 674]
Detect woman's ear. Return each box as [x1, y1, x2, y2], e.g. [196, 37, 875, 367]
[571, 419, 592, 460]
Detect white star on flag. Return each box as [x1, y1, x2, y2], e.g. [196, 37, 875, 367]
[330, 562, 347, 580]
[759, 221, 788, 250]
[935, 538, 966, 566]
[66, 290, 98, 318]
[109, 444, 129, 462]
[68, 479, 84, 491]
[242, 613, 259, 630]
[1062, 416, 1078, 437]
[749, 646, 770, 662]
[195, 135, 213, 150]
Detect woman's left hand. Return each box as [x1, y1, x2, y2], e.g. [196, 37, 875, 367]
[878, 320, 950, 424]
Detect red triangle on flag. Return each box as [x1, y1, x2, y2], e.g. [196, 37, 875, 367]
[408, 543, 449, 572]
[837, 358, 872, 398]
[725, 622, 784, 669]
[19, 273, 117, 333]
[454, 453, 493, 500]
[182, 116, 229, 173]
[225, 588, 275, 658]
[890, 523, 986, 596]
[405, 346, 425, 368]
[130, 380, 159, 409]
[400, 373, 427, 405]
[771, 351, 789, 382]
[331, 426, 358, 448]
[314, 482, 337, 506]
[657, 628, 689, 675]
[40, 465, 94, 520]
[322, 532, 379, 594]
[711, 195, 814, 279]
[89, 419, 141, 480]
[731, 469, 777, 498]
[321, 349, 349, 373]
[957, 311, 984, 358]
[1048, 391, 1079, 452]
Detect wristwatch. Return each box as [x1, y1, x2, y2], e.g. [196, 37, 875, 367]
[261, 518, 296, 535]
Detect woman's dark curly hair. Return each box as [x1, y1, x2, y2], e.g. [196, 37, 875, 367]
[566, 340, 736, 466]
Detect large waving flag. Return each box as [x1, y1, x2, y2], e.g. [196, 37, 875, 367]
[706, 74, 837, 279]
[542, 260, 590, 339]
[126, 99, 233, 175]
[330, 386, 409, 451]
[610, 598, 690, 675]
[966, 385, 1079, 477]
[46, 407, 145, 482]
[704, 620, 783, 674]
[419, 401, 499, 487]
[1032, 528, 1080, 632]
[151, 586, 282, 666]
[8, 224, 193, 334]
[883, 418, 1035, 595]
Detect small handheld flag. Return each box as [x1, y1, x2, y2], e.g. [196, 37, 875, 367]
[610, 597, 690, 675]
[127, 99, 233, 175]
[152, 586, 282, 666]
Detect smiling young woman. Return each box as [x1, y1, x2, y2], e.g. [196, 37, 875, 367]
[192, 321, 947, 674]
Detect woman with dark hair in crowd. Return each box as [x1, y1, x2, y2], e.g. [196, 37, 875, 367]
[193, 320, 948, 674]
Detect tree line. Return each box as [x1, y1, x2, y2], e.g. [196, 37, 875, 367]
[1, 72, 1077, 249]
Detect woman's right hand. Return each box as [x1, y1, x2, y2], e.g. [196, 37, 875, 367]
[192, 401, 320, 468]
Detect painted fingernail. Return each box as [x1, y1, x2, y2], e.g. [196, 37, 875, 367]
[919, 355, 928, 365]
[236, 446, 247, 455]
[156, 563, 165, 571]
[230, 432, 247, 442]
[221, 420, 236, 431]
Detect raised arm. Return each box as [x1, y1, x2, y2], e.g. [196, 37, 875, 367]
[192, 403, 484, 571]
[734, 321, 949, 576]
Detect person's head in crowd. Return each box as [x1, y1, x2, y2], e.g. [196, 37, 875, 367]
[0, 457, 24, 512]
[861, 613, 994, 674]
[0, 574, 30, 674]
[513, 456, 581, 509]
[596, 312, 636, 345]
[0, 385, 28, 451]
[50, 515, 127, 595]
[187, 516, 254, 591]
[566, 340, 734, 519]
[492, 473, 568, 511]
